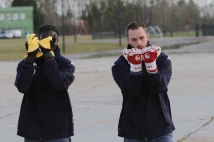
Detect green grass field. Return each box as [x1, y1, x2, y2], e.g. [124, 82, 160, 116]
[165, 30, 201, 37]
[0, 31, 198, 61]
[0, 36, 126, 61]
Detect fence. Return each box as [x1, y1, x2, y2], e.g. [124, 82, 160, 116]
[92, 31, 116, 39]
[91, 24, 214, 39]
[201, 24, 214, 36]
[91, 26, 164, 40]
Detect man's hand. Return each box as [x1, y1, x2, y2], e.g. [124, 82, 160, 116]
[25, 42, 43, 59]
[25, 34, 40, 63]
[142, 46, 161, 73]
[123, 48, 143, 74]
[39, 36, 55, 60]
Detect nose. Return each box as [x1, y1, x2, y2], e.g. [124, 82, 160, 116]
[137, 39, 142, 46]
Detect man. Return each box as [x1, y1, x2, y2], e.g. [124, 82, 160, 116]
[111, 21, 175, 142]
[15, 24, 75, 142]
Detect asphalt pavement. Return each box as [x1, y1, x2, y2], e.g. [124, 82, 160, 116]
[0, 36, 214, 142]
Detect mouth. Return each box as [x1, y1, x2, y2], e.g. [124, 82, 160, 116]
[137, 47, 144, 49]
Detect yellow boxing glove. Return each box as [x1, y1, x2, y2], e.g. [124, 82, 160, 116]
[39, 36, 55, 60]
[25, 34, 40, 63]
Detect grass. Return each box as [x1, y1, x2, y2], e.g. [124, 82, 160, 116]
[164, 30, 202, 37]
[0, 31, 199, 61]
[0, 36, 126, 61]
[60, 42, 125, 53]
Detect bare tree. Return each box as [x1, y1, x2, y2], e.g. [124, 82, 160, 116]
[37, 0, 61, 26]
[200, 0, 214, 24]
[0, 0, 13, 8]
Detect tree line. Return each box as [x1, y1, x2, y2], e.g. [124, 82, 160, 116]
[10, 0, 214, 35]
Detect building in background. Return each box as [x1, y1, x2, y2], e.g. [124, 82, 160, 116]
[0, 6, 33, 38]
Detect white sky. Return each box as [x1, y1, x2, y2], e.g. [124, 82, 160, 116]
[0, 0, 213, 15]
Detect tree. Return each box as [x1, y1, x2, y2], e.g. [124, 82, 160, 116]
[36, 0, 60, 28]
[0, 0, 13, 8]
[12, 0, 44, 33]
[82, 2, 102, 33]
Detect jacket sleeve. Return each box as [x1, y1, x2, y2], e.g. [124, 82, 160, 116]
[14, 60, 35, 94]
[44, 58, 75, 91]
[111, 62, 143, 97]
[145, 56, 172, 94]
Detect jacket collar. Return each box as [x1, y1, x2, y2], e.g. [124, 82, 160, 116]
[54, 45, 61, 61]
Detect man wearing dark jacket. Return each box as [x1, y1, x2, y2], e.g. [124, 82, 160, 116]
[111, 21, 175, 142]
[15, 25, 75, 142]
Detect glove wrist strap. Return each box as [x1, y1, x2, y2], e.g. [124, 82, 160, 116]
[43, 51, 55, 60]
[145, 61, 157, 73]
[130, 63, 142, 73]
[25, 56, 35, 64]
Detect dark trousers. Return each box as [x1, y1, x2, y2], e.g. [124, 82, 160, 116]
[124, 133, 173, 142]
[24, 137, 71, 142]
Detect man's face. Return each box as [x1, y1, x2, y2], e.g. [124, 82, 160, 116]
[126, 27, 150, 49]
[39, 31, 58, 51]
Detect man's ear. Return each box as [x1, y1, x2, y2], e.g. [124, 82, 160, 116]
[126, 38, 129, 44]
[56, 39, 59, 45]
[146, 33, 150, 40]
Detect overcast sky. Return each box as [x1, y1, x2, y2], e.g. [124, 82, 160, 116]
[0, 0, 213, 12]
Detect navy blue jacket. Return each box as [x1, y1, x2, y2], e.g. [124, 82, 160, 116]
[15, 46, 75, 140]
[111, 46, 175, 140]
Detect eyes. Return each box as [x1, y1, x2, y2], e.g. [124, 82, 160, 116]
[131, 36, 144, 42]
[140, 36, 144, 40]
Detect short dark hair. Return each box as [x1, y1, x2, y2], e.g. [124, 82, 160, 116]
[126, 21, 146, 37]
[38, 24, 59, 38]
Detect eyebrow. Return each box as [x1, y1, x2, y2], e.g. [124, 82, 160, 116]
[130, 36, 144, 40]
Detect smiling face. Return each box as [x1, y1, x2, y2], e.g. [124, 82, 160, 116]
[126, 27, 150, 49]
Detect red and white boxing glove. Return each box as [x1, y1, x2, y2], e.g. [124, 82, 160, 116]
[142, 46, 161, 74]
[123, 48, 143, 73]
